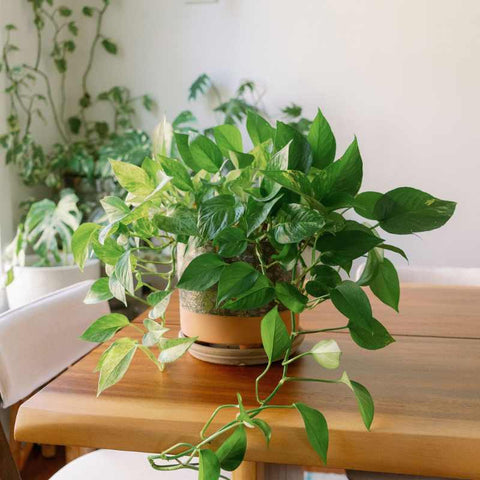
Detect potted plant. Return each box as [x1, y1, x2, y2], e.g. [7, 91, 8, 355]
[72, 109, 455, 477]
[4, 189, 100, 308]
[0, 0, 155, 219]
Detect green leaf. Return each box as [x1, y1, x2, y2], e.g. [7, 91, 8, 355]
[374, 187, 456, 234]
[98, 338, 137, 395]
[101, 38, 117, 54]
[228, 150, 254, 169]
[172, 109, 196, 129]
[84, 277, 113, 304]
[213, 124, 243, 156]
[377, 244, 408, 261]
[305, 265, 341, 297]
[275, 282, 307, 313]
[369, 258, 400, 311]
[315, 137, 363, 204]
[58, 6, 72, 16]
[353, 191, 382, 220]
[101, 196, 130, 223]
[310, 339, 341, 369]
[198, 449, 220, 480]
[63, 40, 76, 52]
[115, 251, 134, 295]
[68, 21, 78, 35]
[92, 237, 124, 266]
[158, 337, 196, 364]
[349, 316, 395, 350]
[307, 108, 336, 168]
[217, 262, 259, 305]
[147, 290, 172, 320]
[81, 313, 129, 343]
[174, 132, 202, 172]
[189, 73, 211, 100]
[331, 280, 373, 323]
[356, 248, 382, 286]
[262, 170, 313, 198]
[159, 156, 193, 191]
[94, 121, 109, 138]
[316, 230, 383, 264]
[142, 319, 169, 347]
[215, 425, 247, 471]
[190, 134, 223, 173]
[340, 372, 374, 430]
[155, 206, 198, 236]
[294, 403, 329, 464]
[72, 223, 100, 270]
[274, 121, 312, 173]
[246, 110, 274, 146]
[260, 306, 291, 362]
[54, 58, 67, 73]
[198, 195, 244, 240]
[177, 253, 226, 291]
[223, 275, 274, 311]
[68, 116, 81, 134]
[213, 227, 247, 258]
[82, 6, 94, 16]
[252, 419, 271, 446]
[142, 94, 154, 111]
[273, 204, 325, 244]
[110, 160, 155, 198]
[244, 196, 281, 237]
[108, 272, 126, 306]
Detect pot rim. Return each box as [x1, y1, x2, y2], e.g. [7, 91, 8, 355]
[11, 255, 99, 272]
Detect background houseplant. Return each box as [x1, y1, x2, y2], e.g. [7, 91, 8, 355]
[72, 108, 455, 478]
[5, 188, 99, 308]
[0, 0, 155, 219]
[174, 73, 312, 136]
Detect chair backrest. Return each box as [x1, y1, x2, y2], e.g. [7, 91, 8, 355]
[355, 265, 480, 286]
[0, 280, 109, 408]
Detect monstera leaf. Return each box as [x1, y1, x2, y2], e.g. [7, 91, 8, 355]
[23, 189, 82, 265]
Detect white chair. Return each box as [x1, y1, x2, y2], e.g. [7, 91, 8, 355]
[355, 265, 480, 286]
[0, 280, 207, 479]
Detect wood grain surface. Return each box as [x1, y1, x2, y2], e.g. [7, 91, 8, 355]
[14, 286, 480, 478]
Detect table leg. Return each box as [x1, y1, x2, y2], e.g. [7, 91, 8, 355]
[233, 461, 265, 480]
[264, 463, 303, 479]
[65, 446, 95, 463]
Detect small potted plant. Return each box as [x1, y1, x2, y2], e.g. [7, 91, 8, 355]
[4, 189, 100, 308]
[72, 109, 455, 477]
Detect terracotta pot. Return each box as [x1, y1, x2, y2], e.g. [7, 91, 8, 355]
[177, 241, 302, 365]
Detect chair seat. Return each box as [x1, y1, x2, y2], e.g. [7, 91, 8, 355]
[50, 449, 230, 479]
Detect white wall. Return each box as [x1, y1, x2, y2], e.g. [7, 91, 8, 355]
[2, 0, 480, 267]
[91, 0, 480, 268]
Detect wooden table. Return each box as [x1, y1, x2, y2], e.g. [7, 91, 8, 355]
[15, 285, 480, 479]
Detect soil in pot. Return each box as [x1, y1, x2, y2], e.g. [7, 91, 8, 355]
[177, 240, 303, 365]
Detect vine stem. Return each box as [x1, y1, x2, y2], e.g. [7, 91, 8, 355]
[295, 325, 348, 335]
[22, 64, 67, 142]
[79, 2, 109, 133]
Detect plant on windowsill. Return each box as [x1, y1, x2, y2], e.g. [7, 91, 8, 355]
[71, 109, 455, 478]
[4, 189, 100, 308]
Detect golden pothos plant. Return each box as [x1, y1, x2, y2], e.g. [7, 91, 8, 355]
[72, 108, 455, 478]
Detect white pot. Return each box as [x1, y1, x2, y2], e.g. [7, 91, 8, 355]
[6, 256, 100, 309]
